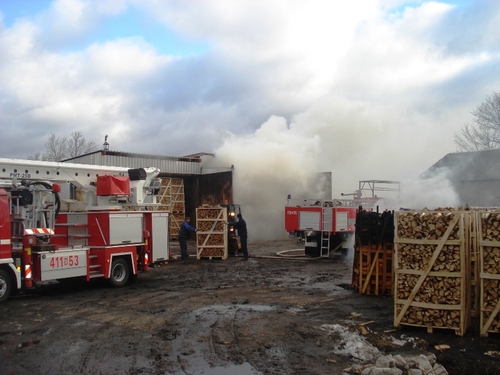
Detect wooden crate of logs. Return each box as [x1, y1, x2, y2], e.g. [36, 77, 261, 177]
[478, 210, 500, 336]
[352, 210, 394, 295]
[169, 213, 184, 240]
[156, 178, 185, 239]
[196, 205, 228, 260]
[394, 210, 471, 336]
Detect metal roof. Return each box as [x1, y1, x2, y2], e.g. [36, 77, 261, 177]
[63, 150, 203, 175]
[422, 149, 500, 182]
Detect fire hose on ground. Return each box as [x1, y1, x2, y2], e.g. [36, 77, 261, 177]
[250, 242, 343, 260]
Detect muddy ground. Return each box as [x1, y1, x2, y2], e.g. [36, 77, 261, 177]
[0, 238, 499, 375]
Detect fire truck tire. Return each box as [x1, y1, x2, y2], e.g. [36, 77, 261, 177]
[109, 258, 130, 288]
[0, 268, 13, 303]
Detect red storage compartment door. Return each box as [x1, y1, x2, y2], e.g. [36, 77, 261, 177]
[0, 189, 11, 259]
[96, 176, 130, 196]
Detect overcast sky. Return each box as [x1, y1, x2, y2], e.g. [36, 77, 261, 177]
[1, 1, 500, 229]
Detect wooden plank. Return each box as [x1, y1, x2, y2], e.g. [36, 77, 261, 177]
[361, 247, 380, 294]
[394, 299, 463, 310]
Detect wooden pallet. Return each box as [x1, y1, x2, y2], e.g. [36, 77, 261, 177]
[352, 242, 393, 295]
[198, 248, 227, 259]
[398, 321, 464, 336]
[352, 210, 394, 296]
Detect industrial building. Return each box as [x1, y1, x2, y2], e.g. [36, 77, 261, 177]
[63, 148, 234, 236]
[422, 148, 500, 207]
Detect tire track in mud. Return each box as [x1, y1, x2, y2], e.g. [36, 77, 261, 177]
[168, 303, 287, 375]
[209, 306, 248, 365]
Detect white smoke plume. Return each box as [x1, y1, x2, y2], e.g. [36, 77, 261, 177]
[399, 168, 460, 210]
[208, 95, 462, 240]
[209, 115, 322, 240]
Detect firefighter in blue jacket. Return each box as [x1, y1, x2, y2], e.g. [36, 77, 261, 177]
[178, 217, 196, 260]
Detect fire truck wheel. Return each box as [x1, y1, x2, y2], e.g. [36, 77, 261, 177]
[109, 258, 130, 288]
[0, 268, 13, 303]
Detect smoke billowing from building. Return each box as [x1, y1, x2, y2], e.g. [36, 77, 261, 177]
[209, 97, 462, 240]
[209, 116, 322, 240]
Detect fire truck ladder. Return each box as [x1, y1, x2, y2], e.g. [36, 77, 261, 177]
[320, 209, 332, 257]
[320, 231, 330, 257]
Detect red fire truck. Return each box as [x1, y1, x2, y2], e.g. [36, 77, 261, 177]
[284, 180, 401, 257]
[284, 198, 357, 257]
[0, 158, 169, 302]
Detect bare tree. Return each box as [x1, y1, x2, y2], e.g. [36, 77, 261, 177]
[41, 132, 98, 161]
[27, 152, 44, 161]
[66, 131, 98, 158]
[44, 133, 68, 161]
[455, 92, 500, 151]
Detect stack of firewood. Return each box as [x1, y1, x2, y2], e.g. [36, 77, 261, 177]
[396, 274, 462, 305]
[394, 210, 468, 335]
[396, 211, 460, 240]
[197, 220, 225, 232]
[482, 246, 500, 274]
[396, 305, 462, 328]
[396, 244, 461, 272]
[382, 207, 500, 336]
[481, 212, 500, 242]
[479, 211, 500, 335]
[197, 233, 225, 246]
[155, 178, 185, 239]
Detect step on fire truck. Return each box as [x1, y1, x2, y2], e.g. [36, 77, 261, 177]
[0, 158, 169, 302]
[284, 198, 357, 257]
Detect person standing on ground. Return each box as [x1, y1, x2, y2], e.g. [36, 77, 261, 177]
[178, 217, 196, 260]
[231, 213, 248, 260]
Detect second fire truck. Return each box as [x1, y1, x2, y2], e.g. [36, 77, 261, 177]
[284, 198, 357, 257]
[284, 180, 401, 257]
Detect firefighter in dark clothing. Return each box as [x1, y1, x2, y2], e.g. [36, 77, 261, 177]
[178, 217, 196, 260]
[230, 213, 248, 260]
